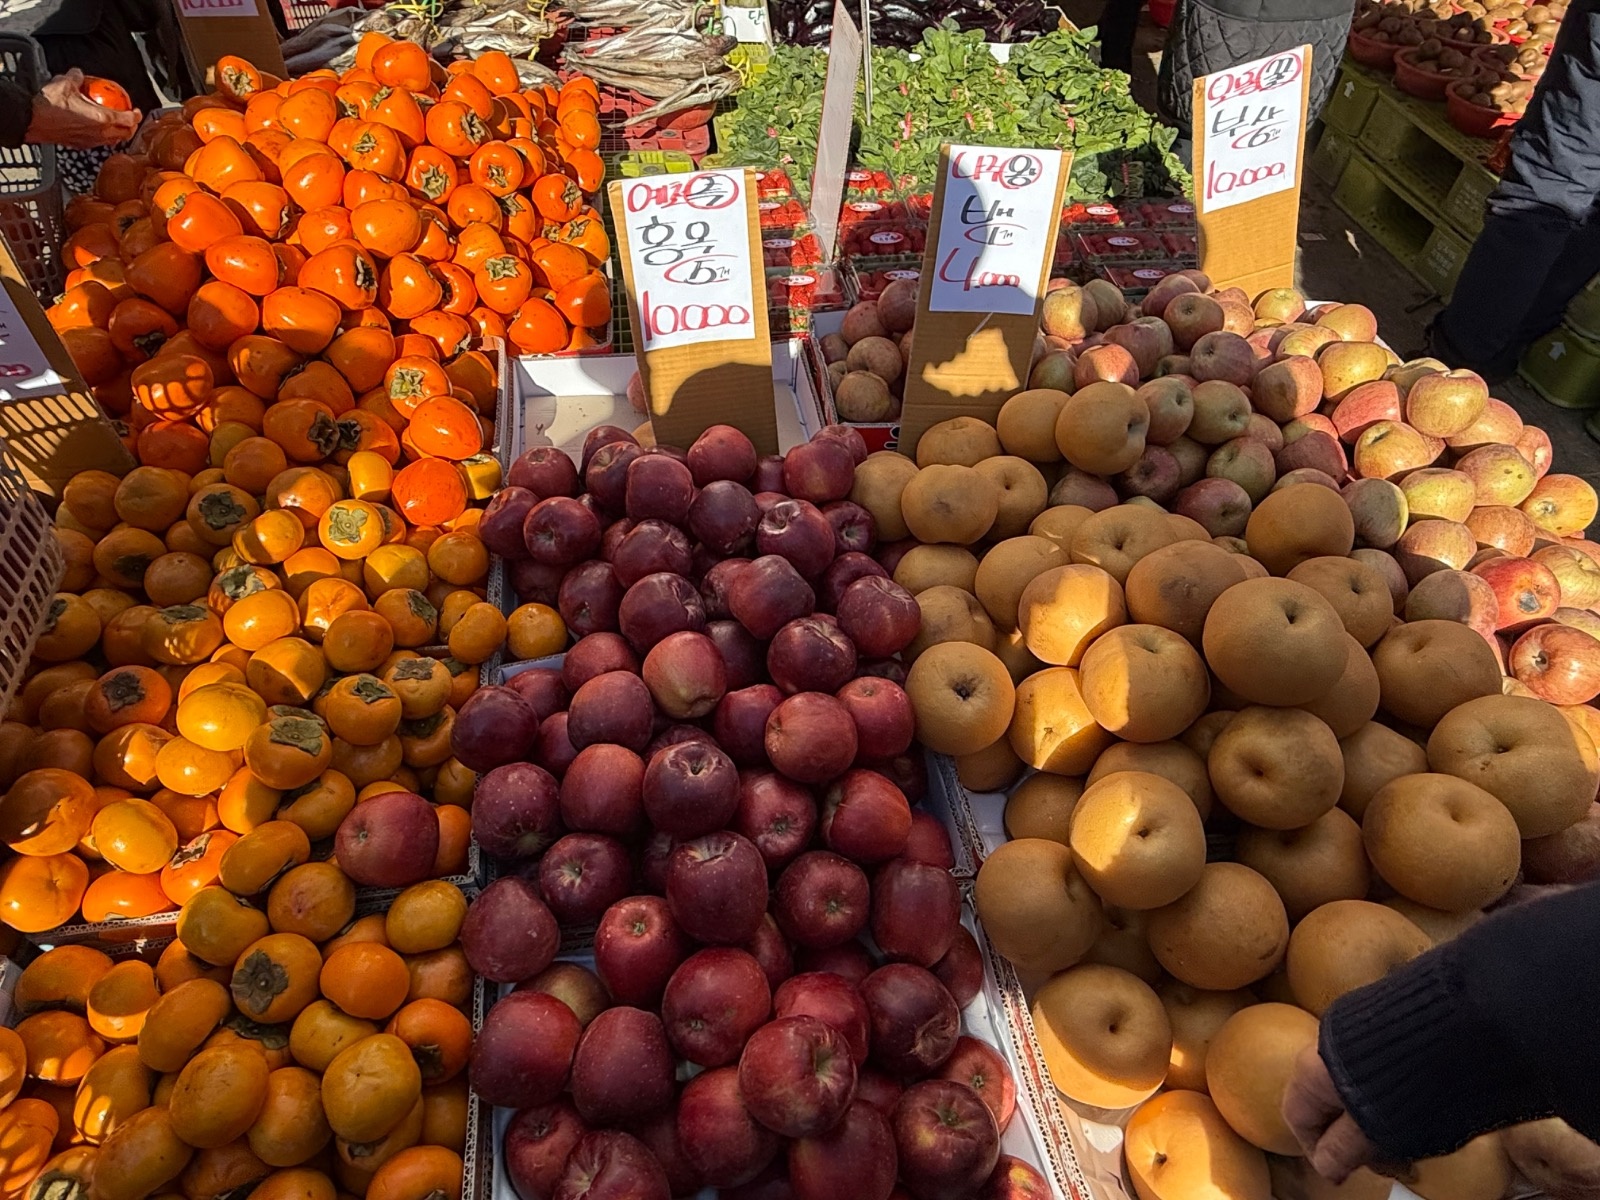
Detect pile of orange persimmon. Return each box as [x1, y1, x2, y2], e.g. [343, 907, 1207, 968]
[0, 877, 476, 1200]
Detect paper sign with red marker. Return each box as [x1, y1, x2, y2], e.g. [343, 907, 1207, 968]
[1198, 46, 1309, 213]
[616, 169, 759, 353]
[926, 144, 1065, 317]
[179, 0, 260, 17]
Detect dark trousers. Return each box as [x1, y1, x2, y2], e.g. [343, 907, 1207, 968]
[1437, 0, 1600, 373]
[1099, 0, 1142, 73]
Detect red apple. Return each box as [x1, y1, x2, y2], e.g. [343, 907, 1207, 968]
[821, 553, 890, 612]
[512, 445, 582, 497]
[516, 558, 569, 608]
[689, 424, 759, 486]
[735, 769, 817, 869]
[505, 1101, 589, 1200]
[613, 520, 695, 588]
[774, 971, 871, 1065]
[663, 948, 774, 1067]
[582, 426, 638, 472]
[979, 1156, 1054, 1200]
[767, 693, 859, 783]
[730, 555, 818, 640]
[538, 833, 633, 926]
[932, 927, 984, 1009]
[1403, 569, 1499, 637]
[784, 438, 856, 505]
[559, 560, 626, 638]
[517, 962, 611, 1028]
[567, 671, 655, 752]
[1510, 623, 1600, 705]
[701, 558, 750, 619]
[871, 858, 960, 967]
[1174, 477, 1251, 538]
[821, 770, 912, 864]
[758, 499, 837, 579]
[471, 989, 582, 1107]
[861, 964, 961, 1078]
[451, 689, 540, 774]
[1189, 330, 1257, 386]
[675, 1068, 781, 1190]
[535, 713, 578, 779]
[1074, 343, 1140, 388]
[560, 744, 646, 836]
[789, 1099, 899, 1200]
[1396, 519, 1477, 586]
[506, 668, 568, 721]
[938, 1036, 1016, 1132]
[461, 876, 560, 984]
[620, 573, 708, 654]
[864, 755, 927, 805]
[483, 486, 539, 558]
[744, 911, 795, 993]
[642, 631, 727, 720]
[775, 851, 871, 949]
[571, 1006, 676, 1125]
[666, 831, 769, 945]
[835, 676, 916, 761]
[796, 941, 875, 986]
[643, 740, 741, 839]
[715, 686, 785, 768]
[1115, 445, 1183, 505]
[524, 497, 603, 566]
[473, 762, 562, 863]
[625, 454, 694, 526]
[634, 1105, 703, 1198]
[1471, 556, 1563, 629]
[738, 1015, 858, 1137]
[554, 1130, 670, 1200]
[824, 501, 877, 558]
[1205, 437, 1276, 504]
[708, 620, 766, 691]
[856, 1069, 905, 1114]
[563, 633, 640, 691]
[892, 1081, 1002, 1200]
[594, 895, 690, 1008]
[1523, 802, 1600, 884]
[769, 616, 859, 695]
[1105, 318, 1174, 378]
[689, 482, 761, 557]
[753, 455, 787, 494]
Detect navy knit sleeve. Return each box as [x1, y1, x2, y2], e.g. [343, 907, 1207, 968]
[0, 81, 32, 149]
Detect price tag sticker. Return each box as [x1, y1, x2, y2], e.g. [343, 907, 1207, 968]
[1199, 47, 1308, 212]
[722, 2, 771, 43]
[179, 0, 260, 17]
[926, 144, 1065, 316]
[617, 170, 759, 353]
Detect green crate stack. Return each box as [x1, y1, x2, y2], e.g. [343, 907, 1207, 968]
[1520, 325, 1600, 410]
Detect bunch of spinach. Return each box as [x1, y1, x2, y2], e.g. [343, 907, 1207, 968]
[715, 23, 1191, 202]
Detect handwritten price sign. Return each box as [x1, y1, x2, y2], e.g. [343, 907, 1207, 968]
[1199, 47, 1308, 212]
[618, 170, 758, 353]
[179, 0, 260, 17]
[926, 145, 1065, 316]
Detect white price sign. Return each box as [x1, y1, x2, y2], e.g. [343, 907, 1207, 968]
[723, 3, 771, 43]
[179, 0, 260, 16]
[1198, 47, 1308, 212]
[618, 170, 758, 353]
[0, 286, 62, 400]
[926, 145, 1065, 316]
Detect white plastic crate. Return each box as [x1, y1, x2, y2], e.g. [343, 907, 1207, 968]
[0, 437, 64, 716]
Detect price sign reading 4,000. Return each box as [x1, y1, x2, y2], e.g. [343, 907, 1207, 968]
[1198, 46, 1309, 213]
[619, 170, 758, 353]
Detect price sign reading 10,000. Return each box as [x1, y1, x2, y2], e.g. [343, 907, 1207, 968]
[620, 170, 758, 353]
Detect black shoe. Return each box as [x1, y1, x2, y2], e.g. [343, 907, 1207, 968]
[1426, 318, 1519, 385]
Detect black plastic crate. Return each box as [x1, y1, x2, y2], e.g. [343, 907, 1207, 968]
[0, 35, 62, 300]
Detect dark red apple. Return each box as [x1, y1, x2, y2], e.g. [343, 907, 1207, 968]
[1524, 801, 1600, 884]
[594, 894, 689, 1008]
[677, 1066, 782, 1189]
[690, 481, 762, 556]
[537, 833, 633, 926]
[582, 425, 638, 473]
[563, 633, 640, 691]
[471, 989, 581, 1107]
[738, 1015, 857, 1138]
[643, 631, 727, 719]
[511, 445, 582, 498]
[559, 560, 625, 637]
[524, 496, 603, 565]
[601, 517, 634, 561]
[774, 851, 870, 949]
[714, 686, 784, 767]
[505, 667, 568, 721]
[666, 831, 769, 945]
[662, 947, 773, 1066]
[835, 677, 915, 761]
[700, 559, 750, 619]
[855, 1069, 904, 1114]
[892, 1081, 1001, 1200]
[859, 658, 910, 686]
[643, 740, 741, 838]
[535, 713, 579, 779]
[566, 672, 655, 752]
[768, 616, 859, 695]
[783, 438, 856, 505]
[816, 423, 868, 464]
[876, 538, 916, 576]
[517, 961, 611, 1028]
[451, 688, 539, 773]
[460, 876, 559, 983]
[634, 1105, 703, 1198]
[505, 1101, 589, 1200]
[796, 941, 875, 986]
[649, 724, 715, 756]
[744, 912, 795, 993]
[560, 744, 645, 836]
[823, 501, 877, 558]
[722, 1164, 796, 1200]
[821, 770, 912, 864]
[482, 486, 538, 559]
[553, 1129, 670, 1200]
[861, 964, 961, 1078]
[758, 499, 836, 579]
[931, 926, 984, 1010]
[836, 577, 920, 658]
[734, 769, 816, 868]
[821, 553, 889, 612]
[688, 424, 759, 486]
[753, 454, 787, 494]
[788, 1099, 898, 1200]
[766, 693, 859, 784]
[620, 572, 708, 653]
[570, 1006, 676, 1125]
[334, 789, 440, 887]
[626, 453, 695, 525]
[614, 519, 695, 587]
[754, 491, 788, 515]
[729, 555, 817, 640]
[864, 755, 927, 804]
[708, 620, 768, 691]
[773, 972, 871, 1065]
[904, 811, 956, 871]
[473, 761, 562, 863]
[979, 1156, 1053, 1200]
[938, 1036, 1016, 1132]
[514, 557, 568, 607]
[640, 831, 676, 895]
[871, 858, 961, 968]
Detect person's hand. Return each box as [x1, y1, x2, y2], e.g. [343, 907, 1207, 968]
[1282, 1045, 1383, 1183]
[25, 70, 140, 149]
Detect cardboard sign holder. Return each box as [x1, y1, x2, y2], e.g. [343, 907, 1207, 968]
[607, 171, 779, 455]
[1191, 51, 1312, 298]
[0, 234, 132, 498]
[173, 0, 287, 87]
[896, 146, 1071, 460]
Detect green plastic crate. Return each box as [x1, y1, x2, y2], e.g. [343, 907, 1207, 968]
[1332, 151, 1433, 268]
[607, 150, 697, 179]
[1443, 161, 1497, 236]
[1311, 127, 1352, 187]
[1413, 223, 1470, 300]
[1568, 274, 1600, 343]
[1358, 91, 1415, 164]
[1520, 324, 1600, 410]
[1322, 66, 1380, 139]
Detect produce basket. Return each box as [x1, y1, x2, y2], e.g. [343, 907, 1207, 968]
[0, 36, 63, 299]
[0, 438, 64, 719]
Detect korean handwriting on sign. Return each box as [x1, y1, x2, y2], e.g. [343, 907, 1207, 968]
[1198, 47, 1307, 210]
[1209, 102, 1286, 151]
[636, 216, 732, 286]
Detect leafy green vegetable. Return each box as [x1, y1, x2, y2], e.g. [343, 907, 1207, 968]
[716, 22, 1190, 203]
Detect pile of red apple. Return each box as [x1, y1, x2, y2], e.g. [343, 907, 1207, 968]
[450, 423, 1050, 1200]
